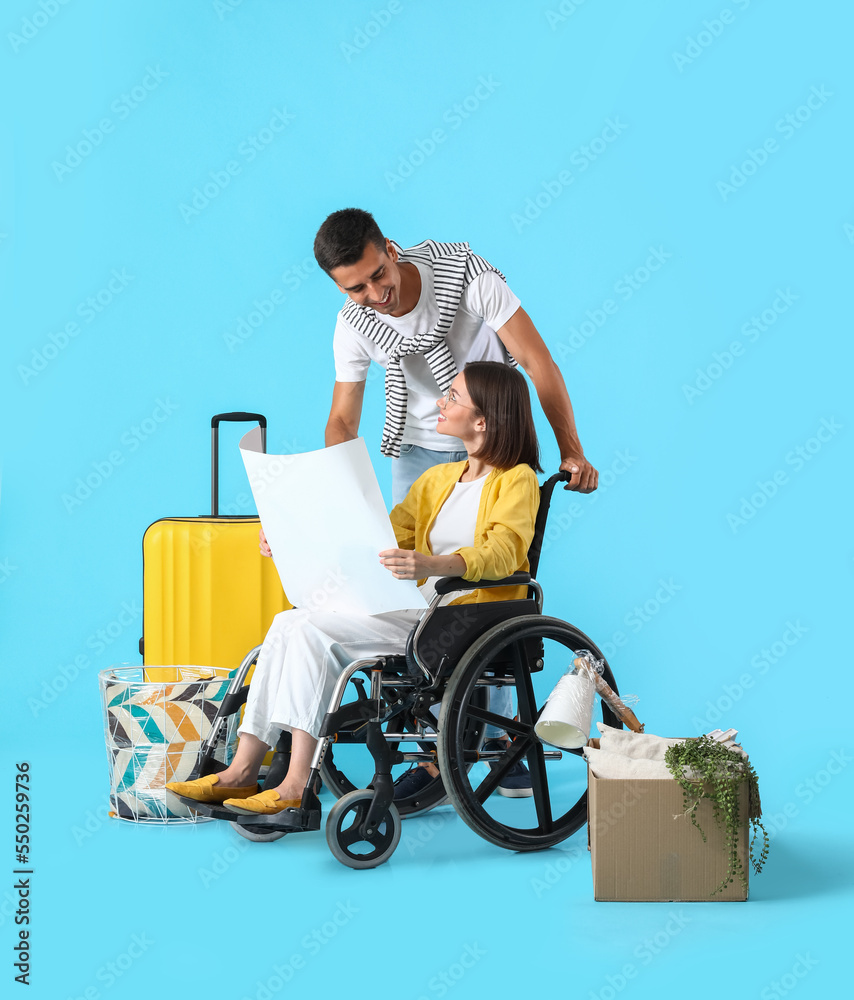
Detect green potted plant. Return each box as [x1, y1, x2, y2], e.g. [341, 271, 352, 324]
[665, 735, 769, 896]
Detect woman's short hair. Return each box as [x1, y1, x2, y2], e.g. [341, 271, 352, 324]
[314, 208, 386, 274]
[463, 361, 542, 472]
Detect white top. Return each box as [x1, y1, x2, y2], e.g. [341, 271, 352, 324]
[418, 475, 487, 604]
[333, 265, 521, 450]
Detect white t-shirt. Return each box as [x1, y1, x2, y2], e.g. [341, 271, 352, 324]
[333, 264, 521, 450]
[418, 475, 487, 604]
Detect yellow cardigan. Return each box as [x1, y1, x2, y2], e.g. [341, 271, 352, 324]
[389, 462, 540, 604]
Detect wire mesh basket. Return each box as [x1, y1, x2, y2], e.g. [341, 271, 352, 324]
[99, 664, 238, 823]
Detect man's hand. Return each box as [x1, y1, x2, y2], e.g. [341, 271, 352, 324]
[560, 454, 598, 493]
[259, 528, 272, 558]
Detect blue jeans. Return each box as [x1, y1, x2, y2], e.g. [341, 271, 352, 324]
[392, 443, 512, 738]
[392, 443, 468, 505]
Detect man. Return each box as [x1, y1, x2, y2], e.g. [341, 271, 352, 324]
[312, 208, 598, 799]
[315, 208, 598, 505]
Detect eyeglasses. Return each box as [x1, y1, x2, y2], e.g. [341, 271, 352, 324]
[441, 387, 473, 409]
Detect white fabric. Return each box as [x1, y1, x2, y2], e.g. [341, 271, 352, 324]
[596, 723, 684, 761]
[334, 267, 521, 450]
[704, 728, 747, 756]
[583, 746, 675, 780]
[238, 607, 420, 742]
[418, 475, 486, 604]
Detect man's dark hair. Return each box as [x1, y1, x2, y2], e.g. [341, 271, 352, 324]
[463, 361, 542, 473]
[314, 208, 387, 275]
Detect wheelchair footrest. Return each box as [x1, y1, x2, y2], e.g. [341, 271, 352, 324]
[166, 791, 322, 832]
[165, 792, 235, 820]
[231, 807, 322, 834]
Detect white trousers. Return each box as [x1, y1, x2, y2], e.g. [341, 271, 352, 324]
[238, 607, 421, 744]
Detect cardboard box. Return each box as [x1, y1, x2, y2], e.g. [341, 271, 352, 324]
[588, 760, 750, 902]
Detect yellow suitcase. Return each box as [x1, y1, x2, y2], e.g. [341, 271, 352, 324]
[140, 412, 291, 678]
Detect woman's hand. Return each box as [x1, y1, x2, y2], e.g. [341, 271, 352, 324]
[379, 549, 466, 580]
[378, 548, 432, 580]
[259, 528, 272, 558]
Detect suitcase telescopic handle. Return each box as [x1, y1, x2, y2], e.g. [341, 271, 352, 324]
[210, 412, 267, 516]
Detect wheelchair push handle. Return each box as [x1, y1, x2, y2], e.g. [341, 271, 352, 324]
[434, 470, 573, 594]
[210, 412, 267, 516]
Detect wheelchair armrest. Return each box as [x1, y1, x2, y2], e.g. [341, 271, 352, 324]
[433, 571, 531, 596]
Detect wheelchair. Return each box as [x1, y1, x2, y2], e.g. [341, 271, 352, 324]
[170, 471, 623, 868]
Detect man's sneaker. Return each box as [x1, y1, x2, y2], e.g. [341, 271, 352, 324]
[392, 765, 441, 801]
[482, 739, 534, 797]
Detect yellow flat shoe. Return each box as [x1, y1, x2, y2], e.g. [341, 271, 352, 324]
[165, 774, 259, 803]
[223, 790, 301, 815]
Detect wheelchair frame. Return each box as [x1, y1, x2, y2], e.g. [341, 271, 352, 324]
[170, 472, 623, 867]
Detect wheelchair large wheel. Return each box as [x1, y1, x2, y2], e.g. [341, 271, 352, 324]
[437, 615, 622, 853]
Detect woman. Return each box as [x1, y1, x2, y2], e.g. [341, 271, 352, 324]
[166, 362, 542, 814]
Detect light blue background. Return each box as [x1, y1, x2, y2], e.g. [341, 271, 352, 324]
[1, 1, 851, 997]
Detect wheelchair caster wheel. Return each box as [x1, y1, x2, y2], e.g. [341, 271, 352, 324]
[230, 822, 288, 843]
[326, 790, 401, 869]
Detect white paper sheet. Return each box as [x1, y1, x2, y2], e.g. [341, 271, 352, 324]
[239, 430, 426, 615]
